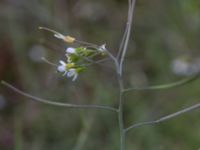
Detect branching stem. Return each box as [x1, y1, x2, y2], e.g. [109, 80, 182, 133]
[115, 1, 137, 150]
[125, 103, 200, 133]
[123, 74, 199, 93]
[1, 81, 118, 112]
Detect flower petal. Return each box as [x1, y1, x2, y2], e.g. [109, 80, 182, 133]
[59, 60, 66, 66]
[54, 33, 65, 40]
[66, 47, 76, 54]
[57, 65, 66, 72]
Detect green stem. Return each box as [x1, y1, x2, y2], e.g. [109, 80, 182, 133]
[123, 74, 199, 92]
[1, 81, 118, 112]
[125, 102, 200, 132]
[117, 73, 126, 150]
[118, 92, 125, 150]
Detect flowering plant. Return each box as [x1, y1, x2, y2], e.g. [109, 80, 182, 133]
[1, 0, 200, 150]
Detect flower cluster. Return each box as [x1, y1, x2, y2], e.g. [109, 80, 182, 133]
[39, 27, 107, 81]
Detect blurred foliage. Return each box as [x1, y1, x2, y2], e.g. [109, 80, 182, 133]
[0, 0, 200, 150]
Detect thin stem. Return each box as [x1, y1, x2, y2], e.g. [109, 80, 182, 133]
[119, 0, 136, 74]
[104, 49, 117, 63]
[82, 57, 110, 65]
[117, 27, 128, 60]
[39, 26, 101, 50]
[123, 74, 199, 92]
[75, 40, 100, 49]
[117, 0, 132, 60]
[116, 1, 137, 150]
[125, 102, 200, 133]
[39, 26, 62, 37]
[1, 81, 118, 112]
[95, 57, 111, 64]
[118, 78, 126, 150]
[115, 59, 126, 150]
[41, 57, 57, 66]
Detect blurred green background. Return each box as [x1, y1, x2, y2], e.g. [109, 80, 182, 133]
[0, 0, 200, 150]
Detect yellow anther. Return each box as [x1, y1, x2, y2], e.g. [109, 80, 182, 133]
[64, 36, 76, 43]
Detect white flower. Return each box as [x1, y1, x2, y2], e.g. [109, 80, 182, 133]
[98, 44, 107, 52]
[67, 68, 78, 81]
[57, 60, 67, 74]
[54, 33, 66, 40]
[57, 60, 78, 81]
[66, 47, 76, 54]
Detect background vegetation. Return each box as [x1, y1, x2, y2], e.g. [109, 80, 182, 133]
[0, 0, 200, 149]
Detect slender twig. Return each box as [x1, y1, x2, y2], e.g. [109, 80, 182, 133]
[75, 40, 100, 49]
[102, 48, 117, 64]
[1, 81, 118, 112]
[39, 27, 62, 37]
[123, 74, 199, 92]
[115, 1, 137, 150]
[125, 102, 200, 133]
[95, 57, 111, 64]
[117, 27, 128, 60]
[117, 75, 126, 150]
[119, 0, 136, 74]
[82, 56, 109, 65]
[84, 57, 116, 71]
[39, 26, 100, 50]
[117, 0, 132, 60]
[41, 57, 58, 66]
